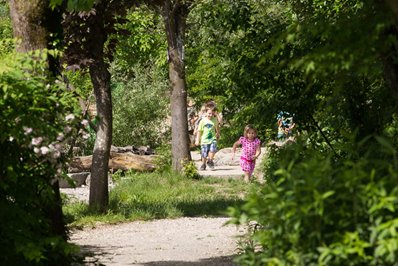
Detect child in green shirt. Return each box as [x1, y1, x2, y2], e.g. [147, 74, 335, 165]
[195, 106, 220, 170]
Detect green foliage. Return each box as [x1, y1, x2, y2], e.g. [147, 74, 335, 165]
[111, 64, 170, 147]
[0, 1, 13, 56]
[229, 137, 398, 265]
[154, 145, 172, 173]
[63, 69, 96, 155]
[0, 51, 81, 264]
[111, 6, 170, 148]
[113, 5, 167, 69]
[187, 0, 309, 144]
[181, 159, 202, 180]
[187, 0, 397, 148]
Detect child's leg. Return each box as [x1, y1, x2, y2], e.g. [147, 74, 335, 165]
[243, 172, 250, 182]
[208, 151, 215, 161]
[207, 141, 217, 169]
[200, 144, 209, 170]
[207, 152, 215, 169]
[200, 157, 207, 170]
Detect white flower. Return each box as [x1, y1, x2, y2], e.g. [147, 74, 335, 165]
[65, 114, 75, 121]
[81, 119, 89, 127]
[34, 147, 40, 154]
[52, 150, 61, 159]
[57, 132, 64, 141]
[54, 143, 62, 151]
[31, 137, 43, 146]
[82, 133, 90, 140]
[40, 146, 50, 155]
[23, 127, 33, 135]
[64, 126, 72, 134]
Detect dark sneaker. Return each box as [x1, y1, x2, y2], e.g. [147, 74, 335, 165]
[207, 160, 215, 170]
[200, 164, 206, 170]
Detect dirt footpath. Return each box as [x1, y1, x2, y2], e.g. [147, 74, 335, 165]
[66, 149, 265, 265]
[70, 217, 245, 265]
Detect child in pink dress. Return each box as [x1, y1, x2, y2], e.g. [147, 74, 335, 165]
[232, 125, 261, 182]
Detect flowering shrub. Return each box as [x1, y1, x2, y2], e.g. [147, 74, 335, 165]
[0, 50, 82, 264]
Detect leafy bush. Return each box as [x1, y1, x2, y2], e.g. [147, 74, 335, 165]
[229, 136, 398, 266]
[154, 144, 172, 173]
[0, 51, 81, 264]
[110, 6, 169, 148]
[111, 64, 170, 148]
[0, 2, 13, 56]
[181, 159, 201, 180]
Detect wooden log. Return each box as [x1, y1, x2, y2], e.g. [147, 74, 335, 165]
[69, 152, 156, 173]
[109, 152, 156, 172]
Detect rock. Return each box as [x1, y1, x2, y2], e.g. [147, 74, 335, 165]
[110, 145, 155, 155]
[59, 172, 90, 188]
[214, 148, 241, 166]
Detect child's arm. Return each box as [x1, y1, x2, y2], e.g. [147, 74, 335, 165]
[195, 121, 202, 146]
[195, 130, 201, 146]
[215, 120, 220, 140]
[254, 144, 261, 160]
[231, 140, 240, 160]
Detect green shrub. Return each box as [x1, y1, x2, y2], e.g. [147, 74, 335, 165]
[0, 51, 81, 264]
[111, 64, 170, 148]
[181, 159, 201, 180]
[229, 136, 398, 266]
[154, 144, 172, 173]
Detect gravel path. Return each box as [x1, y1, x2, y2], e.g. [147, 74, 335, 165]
[65, 149, 265, 265]
[70, 217, 245, 265]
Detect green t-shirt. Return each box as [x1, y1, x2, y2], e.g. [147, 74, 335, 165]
[198, 117, 218, 145]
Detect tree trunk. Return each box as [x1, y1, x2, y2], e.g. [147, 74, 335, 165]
[9, 0, 47, 52]
[9, 0, 67, 239]
[163, 0, 191, 171]
[87, 4, 112, 212]
[89, 60, 112, 212]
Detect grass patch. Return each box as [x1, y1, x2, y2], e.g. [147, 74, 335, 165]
[63, 171, 255, 228]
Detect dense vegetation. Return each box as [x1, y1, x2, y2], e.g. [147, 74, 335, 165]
[2, 0, 398, 264]
[0, 50, 81, 264]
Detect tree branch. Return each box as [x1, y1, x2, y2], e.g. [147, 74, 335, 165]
[310, 114, 340, 158]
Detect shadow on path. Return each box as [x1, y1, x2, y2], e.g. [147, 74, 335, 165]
[141, 255, 237, 265]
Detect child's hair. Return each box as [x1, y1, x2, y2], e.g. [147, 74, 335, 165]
[205, 100, 218, 111]
[205, 106, 216, 113]
[243, 124, 257, 137]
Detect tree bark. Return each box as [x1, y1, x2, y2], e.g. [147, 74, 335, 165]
[163, 0, 191, 171]
[9, 0, 67, 239]
[89, 60, 112, 212]
[87, 4, 112, 212]
[9, 0, 47, 52]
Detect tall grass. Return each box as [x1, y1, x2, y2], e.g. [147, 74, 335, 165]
[63, 171, 254, 228]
